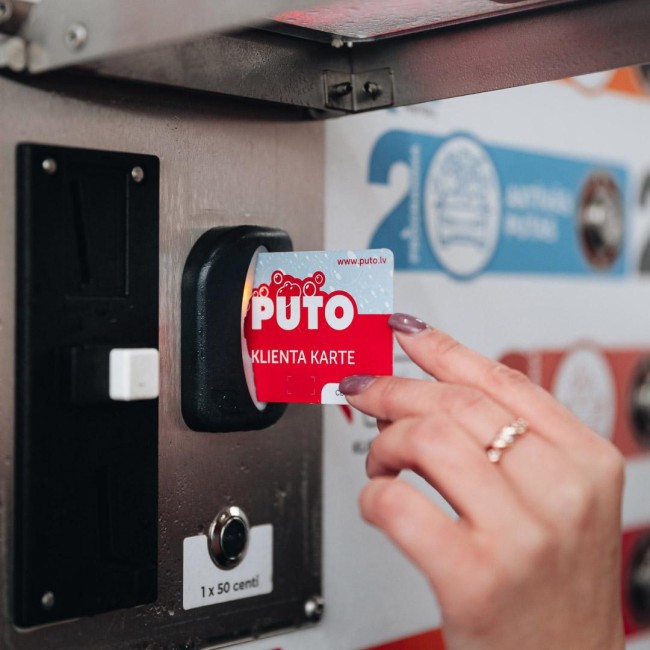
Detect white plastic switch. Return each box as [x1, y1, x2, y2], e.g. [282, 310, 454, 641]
[109, 348, 160, 401]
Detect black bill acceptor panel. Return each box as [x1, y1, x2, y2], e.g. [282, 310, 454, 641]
[14, 144, 159, 627]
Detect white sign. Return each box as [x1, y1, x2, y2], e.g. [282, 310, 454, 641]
[183, 525, 273, 610]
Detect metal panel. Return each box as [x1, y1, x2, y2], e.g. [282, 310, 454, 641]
[351, 0, 650, 106]
[83, 30, 343, 114]
[15, 0, 328, 73]
[0, 73, 324, 649]
[77, 0, 650, 113]
[272, 0, 578, 41]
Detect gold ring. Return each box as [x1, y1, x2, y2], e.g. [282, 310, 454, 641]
[486, 418, 528, 463]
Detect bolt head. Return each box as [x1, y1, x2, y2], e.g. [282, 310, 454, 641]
[363, 81, 383, 99]
[42, 158, 58, 175]
[65, 23, 88, 51]
[131, 166, 145, 183]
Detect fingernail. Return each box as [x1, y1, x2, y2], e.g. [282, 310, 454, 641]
[339, 375, 376, 395]
[388, 312, 428, 335]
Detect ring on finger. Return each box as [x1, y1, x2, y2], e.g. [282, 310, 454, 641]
[486, 418, 528, 463]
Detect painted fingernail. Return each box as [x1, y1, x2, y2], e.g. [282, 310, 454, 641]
[339, 375, 376, 395]
[388, 312, 428, 335]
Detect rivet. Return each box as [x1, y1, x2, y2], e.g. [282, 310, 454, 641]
[41, 591, 55, 610]
[42, 158, 58, 175]
[131, 166, 145, 183]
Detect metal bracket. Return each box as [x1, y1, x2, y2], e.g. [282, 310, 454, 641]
[0, 34, 26, 70]
[325, 68, 394, 112]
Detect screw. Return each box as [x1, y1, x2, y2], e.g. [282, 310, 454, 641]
[41, 591, 55, 610]
[131, 166, 145, 183]
[42, 158, 58, 175]
[65, 23, 88, 51]
[304, 595, 324, 622]
[363, 81, 383, 99]
[0, 1, 13, 24]
[329, 82, 352, 98]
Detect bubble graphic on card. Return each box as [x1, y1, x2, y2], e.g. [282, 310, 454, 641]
[243, 249, 394, 404]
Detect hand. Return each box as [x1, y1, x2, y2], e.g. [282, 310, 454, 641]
[339, 313, 625, 650]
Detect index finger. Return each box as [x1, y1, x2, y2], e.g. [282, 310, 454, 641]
[388, 313, 596, 447]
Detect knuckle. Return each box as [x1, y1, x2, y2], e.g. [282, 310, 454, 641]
[558, 479, 594, 526]
[441, 386, 487, 417]
[359, 479, 405, 526]
[427, 333, 464, 370]
[594, 442, 626, 491]
[376, 376, 408, 411]
[404, 419, 435, 448]
[401, 420, 437, 465]
[488, 362, 532, 390]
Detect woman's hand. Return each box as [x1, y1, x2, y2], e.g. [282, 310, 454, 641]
[339, 313, 625, 650]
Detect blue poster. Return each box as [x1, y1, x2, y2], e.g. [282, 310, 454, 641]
[369, 131, 629, 279]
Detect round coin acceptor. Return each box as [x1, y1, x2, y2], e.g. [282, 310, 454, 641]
[181, 225, 292, 432]
[208, 506, 251, 569]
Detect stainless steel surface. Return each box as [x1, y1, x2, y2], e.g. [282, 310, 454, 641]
[85, 30, 342, 114]
[0, 73, 324, 649]
[18, 0, 327, 73]
[273, 0, 577, 41]
[80, 0, 650, 113]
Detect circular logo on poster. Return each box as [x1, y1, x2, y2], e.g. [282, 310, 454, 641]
[552, 346, 616, 440]
[424, 136, 501, 278]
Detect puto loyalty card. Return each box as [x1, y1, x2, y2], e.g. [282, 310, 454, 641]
[243, 249, 394, 404]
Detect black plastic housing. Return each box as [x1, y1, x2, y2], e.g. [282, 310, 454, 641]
[181, 226, 291, 432]
[14, 143, 159, 627]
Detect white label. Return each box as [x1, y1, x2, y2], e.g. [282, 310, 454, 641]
[182, 525, 273, 610]
[321, 383, 346, 404]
